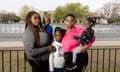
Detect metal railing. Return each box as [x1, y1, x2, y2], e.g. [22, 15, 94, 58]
[0, 24, 25, 33]
[0, 24, 120, 33]
[87, 48, 120, 72]
[0, 48, 120, 72]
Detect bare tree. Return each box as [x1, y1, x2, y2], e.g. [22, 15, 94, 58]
[98, 3, 120, 18]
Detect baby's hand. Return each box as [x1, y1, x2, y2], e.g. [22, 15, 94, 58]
[72, 48, 76, 52]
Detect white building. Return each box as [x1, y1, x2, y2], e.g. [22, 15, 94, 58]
[97, 2, 120, 18]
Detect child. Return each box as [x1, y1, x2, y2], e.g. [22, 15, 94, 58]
[43, 16, 53, 44]
[49, 27, 65, 72]
[72, 16, 96, 67]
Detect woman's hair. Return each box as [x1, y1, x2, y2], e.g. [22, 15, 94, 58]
[25, 11, 42, 48]
[43, 16, 51, 25]
[86, 16, 96, 26]
[64, 13, 76, 20]
[54, 27, 65, 37]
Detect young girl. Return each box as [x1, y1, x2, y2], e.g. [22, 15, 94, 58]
[62, 14, 95, 72]
[72, 16, 96, 67]
[43, 16, 53, 43]
[49, 27, 65, 72]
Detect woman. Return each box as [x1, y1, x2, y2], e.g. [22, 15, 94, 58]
[43, 16, 53, 43]
[62, 14, 95, 72]
[23, 11, 54, 72]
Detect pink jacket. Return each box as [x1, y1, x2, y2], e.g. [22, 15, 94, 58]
[62, 25, 95, 53]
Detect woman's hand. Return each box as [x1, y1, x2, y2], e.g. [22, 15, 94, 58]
[80, 45, 88, 53]
[34, 57, 40, 64]
[48, 45, 56, 52]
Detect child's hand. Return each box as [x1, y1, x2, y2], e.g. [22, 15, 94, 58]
[48, 45, 56, 52]
[73, 36, 80, 40]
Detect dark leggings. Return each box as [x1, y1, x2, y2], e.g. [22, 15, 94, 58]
[28, 59, 49, 72]
[66, 51, 88, 72]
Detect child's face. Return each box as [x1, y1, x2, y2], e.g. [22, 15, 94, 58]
[55, 31, 62, 42]
[84, 19, 91, 28]
[31, 14, 40, 26]
[64, 16, 75, 29]
[44, 17, 50, 24]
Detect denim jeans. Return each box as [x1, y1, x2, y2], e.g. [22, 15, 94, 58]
[54, 68, 64, 72]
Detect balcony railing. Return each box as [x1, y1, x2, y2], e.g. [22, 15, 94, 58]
[0, 24, 120, 33]
[0, 48, 120, 72]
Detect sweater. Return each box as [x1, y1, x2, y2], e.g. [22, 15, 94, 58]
[49, 41, 65, 71]
[45, 24, 53, 42]
[23, 27, 49, 60]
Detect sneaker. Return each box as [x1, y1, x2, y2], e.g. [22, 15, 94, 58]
[66, 63, 77, 70]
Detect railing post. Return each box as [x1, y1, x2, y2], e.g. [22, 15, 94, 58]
[2, 50, 4, 72]
[10, 23, 11, 32]
[102, 49, 105, 72]
[96, 49, 99, 72]
[114, 49, 117, 72]
[108, 49, 111, 72]
[10, 51, 12, 72]
[5, 24, 7, 33]
[17, 50, 19, 72]
[24, 52, 26, 72]
[90, 50, 93, 72]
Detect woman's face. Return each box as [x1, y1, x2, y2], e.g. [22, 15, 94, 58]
[44, 17, 50, 25]
[55, 31, 62, 42]
[31, 13, 40, 26]
[84, 19, 91, 28]
[64, 16, 75, 29]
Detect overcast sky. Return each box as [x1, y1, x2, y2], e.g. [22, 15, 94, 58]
[0, 0, 118, 14]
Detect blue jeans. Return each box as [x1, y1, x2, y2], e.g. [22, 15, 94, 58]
[54, 68, 64, 72]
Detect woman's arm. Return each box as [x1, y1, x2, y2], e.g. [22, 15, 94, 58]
[31, 45, 56, 57]
[23, 30, 49, 58]
[80, 36, 96, 53]
[31, 47, 49, 57]
[87, 36, 96, 48]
